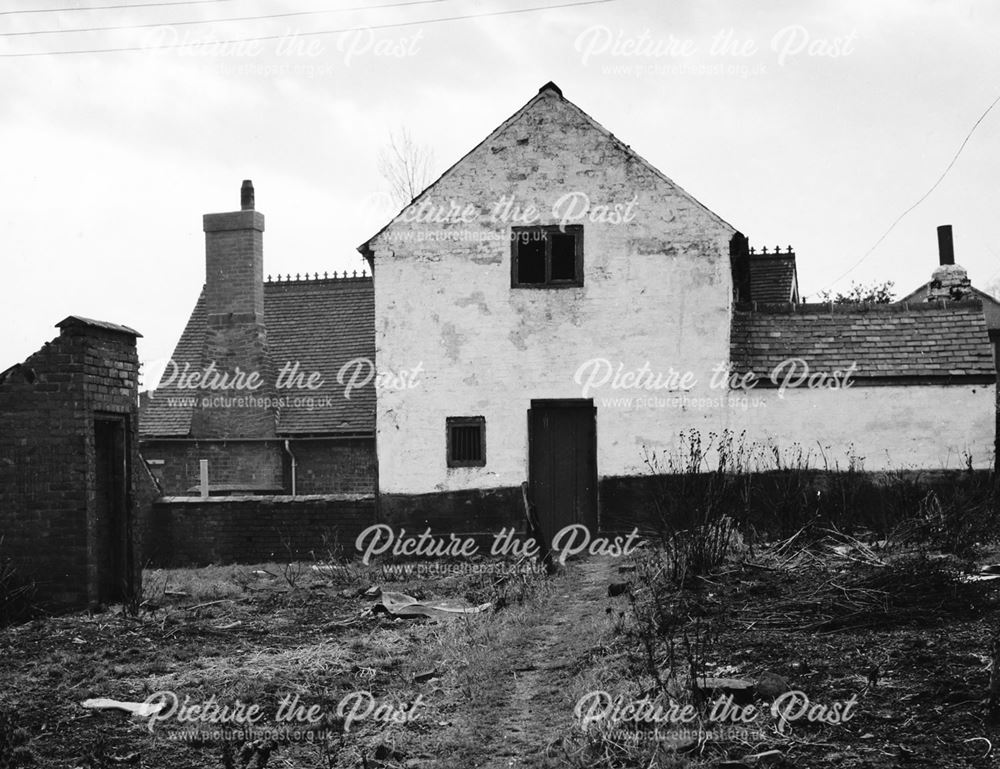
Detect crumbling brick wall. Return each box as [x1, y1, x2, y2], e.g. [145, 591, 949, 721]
[0, 318, 141, 610]
[144, 495, 375, 566]
[139, 437, 375, 495]
[140, 440, 285, 494]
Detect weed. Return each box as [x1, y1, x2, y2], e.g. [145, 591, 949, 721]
[281, 560, 305, 590]
[278, 532, 306, 590]
[898, 480, 1000, 557]
[643, 429, 1000, 553]
[122, 558, 157, 617]
[644, 430, 750, 578]
[140, 567, 169, 609]
[221, 738, 279, 769]
[0, 541, 36, 626]
[0, 709, 37, 768]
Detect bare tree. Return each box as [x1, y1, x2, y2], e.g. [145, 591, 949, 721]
[377, 127, 434, 207]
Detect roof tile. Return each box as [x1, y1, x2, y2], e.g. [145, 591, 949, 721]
[141, 277, 375, 437]
[731, 300, 996, 381]
[749, 254, 798, 303]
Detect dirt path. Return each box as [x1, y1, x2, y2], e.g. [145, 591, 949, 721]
[471, 557, 618, 768]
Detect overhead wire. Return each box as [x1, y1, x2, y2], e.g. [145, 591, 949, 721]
[0, 0, 452, 37]
[0, 0, 615, 56]
[805, 89, 1000, 299]
[0, 0, 244, 15]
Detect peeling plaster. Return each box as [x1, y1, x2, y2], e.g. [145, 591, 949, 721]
[455, 291, 492, 315]
[440, 322, 465, 362]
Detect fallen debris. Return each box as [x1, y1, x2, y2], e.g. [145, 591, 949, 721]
[80, 698, 163, 718]
[374, 591, 491, 619]
[692, 677, 755, 706]
[211, 620, 243, 631]
[755, 671, 791, 700]
[182, 598, 243, 612]
[743, 749, 784, 765]
[317, 615, 361, 631]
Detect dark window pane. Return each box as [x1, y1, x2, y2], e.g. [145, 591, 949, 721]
[451, 425, 482, 462]
[550, 233, 577, 280]
[516, 232, 546, 284]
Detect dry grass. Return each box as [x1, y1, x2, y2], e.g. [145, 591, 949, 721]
[553, 530, 1000, 769]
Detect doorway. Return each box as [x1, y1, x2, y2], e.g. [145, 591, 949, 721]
[94, 416, 131, 604]
[527, 399, 598, 546]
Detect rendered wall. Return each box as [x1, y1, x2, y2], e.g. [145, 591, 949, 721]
[370, 89, 736, 495]
[729, 384, 995, 471]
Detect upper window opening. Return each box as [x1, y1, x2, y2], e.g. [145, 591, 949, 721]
[511, 225, 583, 287]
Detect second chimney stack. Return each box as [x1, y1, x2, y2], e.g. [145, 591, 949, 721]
[937, 224, 955, 266]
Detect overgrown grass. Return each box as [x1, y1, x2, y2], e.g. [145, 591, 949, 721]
[0, 708, 37, 768]
[0, 541, 36, 626]
[554, 436, 1000, 769]
[643, 429, 999, 560]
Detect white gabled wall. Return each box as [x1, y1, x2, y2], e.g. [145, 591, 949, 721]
[370, 90, 735, 494]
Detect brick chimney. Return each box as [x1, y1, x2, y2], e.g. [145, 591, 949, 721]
[191, 180, 274, 438]
[204, 180, 264, 318]
[926, 224, 973, 301]
[927, 224, 972, 302]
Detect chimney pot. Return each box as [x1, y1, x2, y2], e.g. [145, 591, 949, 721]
[241, 179, 254, 211]
[937, 224, 954, 266]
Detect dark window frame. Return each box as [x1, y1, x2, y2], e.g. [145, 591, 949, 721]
[510, 225, 584, 288]
[446, 416, 486, 468]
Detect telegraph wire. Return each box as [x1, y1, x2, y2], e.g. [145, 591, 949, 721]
[0, 0, 615, 56]
[805, 88, 1000, 299]
[0, 0, 242, 15]
[0, 0, 452, 37]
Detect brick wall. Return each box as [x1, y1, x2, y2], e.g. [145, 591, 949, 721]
[371, 469, 996, 547]
[145, 495, 375, 566]
[139, 437, 375, 495]
[379, 487, 524, 535]
[600, 468, 995, 538]
[293, 438, 376, 494]
[140, 440, 285, 494]
[0, 319, 141, 610]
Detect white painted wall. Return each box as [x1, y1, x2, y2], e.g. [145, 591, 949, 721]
[731, 384, 995, 471]
[370, 90, 735, 494]
[369, 89, 997, 494]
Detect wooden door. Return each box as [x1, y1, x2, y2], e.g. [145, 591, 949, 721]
[528, 399, 598, 547]
[94, 416, 130, 604]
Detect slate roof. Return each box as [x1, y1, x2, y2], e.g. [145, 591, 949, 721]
[748, 253, 799, 303]
[898, 283, 1000, 332]
[731, 299, 997, 382]
[140, 276, 375, 437]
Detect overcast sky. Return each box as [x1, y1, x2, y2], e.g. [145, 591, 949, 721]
[2, 0, 998, 386]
